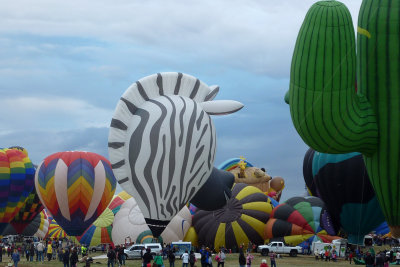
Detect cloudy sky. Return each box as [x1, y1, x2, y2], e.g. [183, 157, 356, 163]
[1, 0, 363, 201]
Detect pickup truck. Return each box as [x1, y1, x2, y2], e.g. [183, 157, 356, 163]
[257, 241, 302, 257]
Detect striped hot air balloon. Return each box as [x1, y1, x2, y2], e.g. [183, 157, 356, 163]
[32, 209, 51, 239]
[108, 72, 243, 236]
[76, 192, 132, 246]
[192, 183, 273, 249]
[46, 216, 67, 239]
[35, 151, 117, 236]
[264, 196, 339, 249]
[10, 187, 44, 234]
[0, 148, 35, 233]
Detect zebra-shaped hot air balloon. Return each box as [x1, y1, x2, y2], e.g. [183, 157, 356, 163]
[108, 72, 243, 236]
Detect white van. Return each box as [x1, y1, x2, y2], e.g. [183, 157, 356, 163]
[124, 243, 162, 259]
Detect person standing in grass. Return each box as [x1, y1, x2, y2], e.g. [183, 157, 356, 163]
[154, 252, 164, 267]
[168, 249, 176, 267]
[239, 248, 246, 267]
[181, 250, 189, 267]
[246, 252, 254, 267]
[70, 247, 78, 267]
[259, 259, 269, 267]
[270, 252, 277, 267]
[11, 249, 20, 267]
[47, 243, 53, 261]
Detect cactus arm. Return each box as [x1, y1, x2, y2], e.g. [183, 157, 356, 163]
[289, 1, 378, 156]
[357, 0, 400, 236]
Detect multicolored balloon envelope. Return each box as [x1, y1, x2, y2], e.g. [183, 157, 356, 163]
[10, 187, 44, 234]
[193, 183, 273, 249]
[46, 216, 67, 239]
[32, 209, 51, 239]
[303, 148, 385, 244]
[264, 196, 338, 246]
[108, 72, 243, 237]
[35, 151, 117, 236]
[76, 192, 132, 246]
[0, 148, 35, 233]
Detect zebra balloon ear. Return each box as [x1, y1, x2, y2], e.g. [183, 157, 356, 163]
[204, 86, 219, 101]
[200, 100, 244, 115]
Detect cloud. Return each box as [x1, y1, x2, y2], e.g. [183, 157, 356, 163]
[0, 96, 114, 132]
[0, 0, 363, 78]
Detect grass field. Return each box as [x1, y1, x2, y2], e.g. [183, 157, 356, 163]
[0, 253, 360, 267]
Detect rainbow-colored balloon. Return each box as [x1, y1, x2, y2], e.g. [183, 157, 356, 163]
[0, 148, 35, 233]
[46, 216, 67, 239]
[77, 192, 131, 246]
[11, 187, 44, 234]
[35, 151, 117, 236]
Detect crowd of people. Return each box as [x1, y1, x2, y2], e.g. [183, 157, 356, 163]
[0, 238, 91, 267]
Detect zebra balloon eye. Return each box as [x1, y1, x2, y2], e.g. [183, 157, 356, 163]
[108, 72, 243, 237]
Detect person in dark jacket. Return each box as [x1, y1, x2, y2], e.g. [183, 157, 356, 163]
[365, 252, 375, 267]
[142, 248, 153, 267]
[107, 246, 116, 267]
[239, 248, 246, 267]
[70, 247, 78, 267]
[168, 249, 176, 267]
[63, 247, 70, 267]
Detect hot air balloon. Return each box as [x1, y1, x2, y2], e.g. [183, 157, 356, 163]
[183, 227, 198, 247]
[264, 196, 338, 250]
[161, 206, 192, 244]
[0, 148, 35, 233]
[108, 72, 243, 236]
[303, 148, 385, 244]
[112, 196, 190, 245]
[190, 168, 235, 211]
[35, 151, 117, 236]
[286, 0, 400, 237]
[10, 187, 44, 234]
[192, 183, 273, 249]
[32, 209, 51, 239]
[76, 192, 132, 247]
[46, 216, 67, 239]
[219, 158, 272, 192]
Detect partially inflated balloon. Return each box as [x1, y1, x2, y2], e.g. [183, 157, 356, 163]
[10, 187, 44, 234]
[46, 216, 67, 239]
[161, 206, 192, 244]
[32, 209, 51, 239]
[264, 196, 338, 246]
[108, 72, 243, 236]
[35, 151, 117, 236]
[0, 148, 35, 233]
[77, 193, 131, 246]
[303, 148, 385, 244]
[190, 168, 234, 211]
[193, 183, 273, 249]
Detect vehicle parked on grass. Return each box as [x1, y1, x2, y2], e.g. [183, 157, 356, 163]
[124, 243, 162, 259]
[90, 243, 110, 252]
[170, 241, 192, 257]
[257, 241, 302, 257]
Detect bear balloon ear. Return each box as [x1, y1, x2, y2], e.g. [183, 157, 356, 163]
[200, 100, 244, 115]
[205, 85, 220, 101]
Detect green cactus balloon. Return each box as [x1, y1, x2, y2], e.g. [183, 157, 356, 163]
[288, 0, 400, 236]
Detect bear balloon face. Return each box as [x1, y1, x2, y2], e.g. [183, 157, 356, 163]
[108, 72, 243, 236]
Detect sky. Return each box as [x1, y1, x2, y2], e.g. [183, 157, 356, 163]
[1, 0, 363, 202]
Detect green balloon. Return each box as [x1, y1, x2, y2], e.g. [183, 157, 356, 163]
[288, 0, 400, 236]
